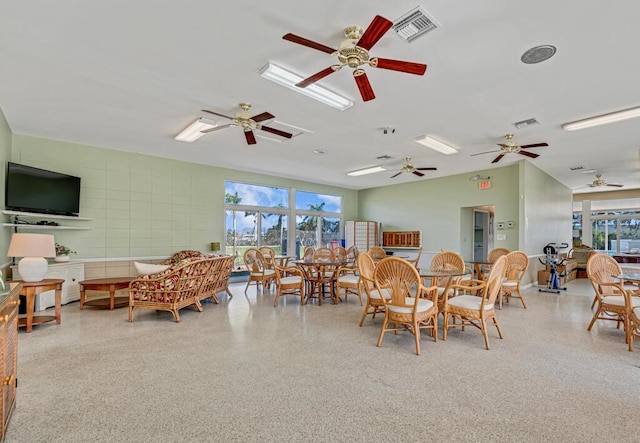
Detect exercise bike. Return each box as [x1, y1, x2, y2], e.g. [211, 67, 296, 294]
[538, 242, 569, 294]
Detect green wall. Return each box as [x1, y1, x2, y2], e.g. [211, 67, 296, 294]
[0, 109, 12, 259]
[8, 134, 358, 260]
[358, 161, 573, 259]
[520, 161, 573, 255]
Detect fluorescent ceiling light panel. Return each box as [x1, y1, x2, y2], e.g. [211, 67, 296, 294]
[415, 135, 459, 154]
[562, 106, 640, 131]
[347, 165, 386, 176]
[260, 62, 353, 111]
[175, 117, 217, 142]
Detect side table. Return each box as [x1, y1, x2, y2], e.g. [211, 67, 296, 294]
[14, 278, 64, 333]
[79, 277, 135, 310]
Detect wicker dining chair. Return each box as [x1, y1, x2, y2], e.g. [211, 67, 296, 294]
[332, 246, 348, 261]
[587, 253, 640, 350]
[335, 263, 362, 305]
[629, 305, 640, 352]
[358, 252, 391, 326]
[443, 255, 507, 350]
[499, 251, 529, 309]
[303, 246, 315, 260]
[243, 248, 276, 295]
[429, 251, 466, 311]
[406, 246, 423, 268]
[368, 246, 387, 261]
[373, 257, 439, 355]
[481, 247, 510, 279]
[346, 245, 359, 267]
[259, 246, 276, 270]
[272, 263, 305, 307]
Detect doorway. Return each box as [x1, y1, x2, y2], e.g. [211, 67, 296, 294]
[473, 209, 494, 261]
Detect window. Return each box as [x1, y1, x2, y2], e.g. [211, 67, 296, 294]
[225, 182, 343, 261]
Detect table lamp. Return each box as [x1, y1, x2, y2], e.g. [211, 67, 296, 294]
[7, 233, 56, 282]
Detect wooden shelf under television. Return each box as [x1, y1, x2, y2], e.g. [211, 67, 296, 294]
[2, 210, 92, 221]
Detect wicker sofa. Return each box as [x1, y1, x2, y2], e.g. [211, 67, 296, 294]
[129, 252, 234, 322]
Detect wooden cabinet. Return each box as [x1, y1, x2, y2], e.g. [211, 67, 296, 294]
[382, 231, 421, 248]
[11, 261, 84, 311]
[0, 283, 20, 442]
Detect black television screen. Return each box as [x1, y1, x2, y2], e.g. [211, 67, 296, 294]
[5, 162, 81, 216]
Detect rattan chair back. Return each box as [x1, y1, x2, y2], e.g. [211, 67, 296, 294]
[487, 248, 510, 263]
[368, 246, 387, 261]
[303, 246, 315, 260]
[484, 255, 508, 305]
[332, 246, 348, 261]
[587, 253, 622, 296]
[505, 251, 528, 280]
[430, 251, 465, 272]
[312, 247, 335, 261]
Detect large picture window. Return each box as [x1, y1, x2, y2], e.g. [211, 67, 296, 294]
[225, 182, 342, 263]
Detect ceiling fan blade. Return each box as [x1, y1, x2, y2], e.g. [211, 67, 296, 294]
[371, 58, 427, 76]
[519, 142, 548, 149]
[390, 171, 403, 178]
[296, 66, 339, 88]
[200, 123, 234, 134]
[470, 149, 500, 157]
[201, 109, 234, 120]
[606, 183, 624, 187]
[282, 33, 336, 54]
[244, 130, 257, 145]
[518, 150, 540, 159]
[353, 69, 375, 101]
[492, 154, 506, 164]
[260, 125, 293, 139]
[250, 112, 275, 123]
[357, 15, 393, 50]
[412, 171, 425, 177]
[416, 167, 437, 171]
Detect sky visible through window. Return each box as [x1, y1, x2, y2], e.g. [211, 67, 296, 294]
[224, 182, 341, 235]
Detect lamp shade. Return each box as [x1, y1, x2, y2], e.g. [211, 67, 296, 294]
[7, 233, 56, 282]
[7, 233, 56, 258]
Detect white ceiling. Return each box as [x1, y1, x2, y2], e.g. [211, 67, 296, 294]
[1, 1, 639, 193]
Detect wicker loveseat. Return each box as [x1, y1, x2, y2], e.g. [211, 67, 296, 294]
[129, 252, 234, 322]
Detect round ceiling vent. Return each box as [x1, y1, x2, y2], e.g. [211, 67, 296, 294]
[521, 45, 557, 64]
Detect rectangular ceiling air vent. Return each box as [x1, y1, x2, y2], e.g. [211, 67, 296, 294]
[393, 6, 439, 42]
[255, 120, 313, 143]
[513, 118, 540, 129]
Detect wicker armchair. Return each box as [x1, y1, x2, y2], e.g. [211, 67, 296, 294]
[358, 252, 391, 326]
[373, 257, 439, 355]
[481, 248, 510, 279]
[273, 263, 305, 307]
[406, 247, 423, 268]
[243, 248, 276, 294]
[335, 262, 362, 305]
[129, 258, 213, 323]
[443, 255, 507, 350]
[332, 246, 348, 261]
[587, 253, 640, 350]
[499, 251, 528, 309]
[302, 246, 315, 260]
[429, 251, 466, 312]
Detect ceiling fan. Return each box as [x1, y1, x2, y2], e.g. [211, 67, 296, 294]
[588, 174, 623, 188]
[200, 103, 293, 145]
[390, 157, 437, 178]
[282, 15, 427, 102]
[471, 133, 548, 163]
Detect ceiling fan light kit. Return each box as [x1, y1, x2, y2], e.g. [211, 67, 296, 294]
[175, 117, 217, 142]
[470, 133, 548, 163]
[282, 15, 427, 102]
[347, 165, 386, 176]
[415, 135, 459, 154]
[562, 106, 640, 131]
[259, 62, 353, 110]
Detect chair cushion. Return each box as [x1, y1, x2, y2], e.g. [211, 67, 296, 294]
[448, 295, 494, 310]
[502, 280, 518, 288]
[602, 295, 640, 307]
[134, 261, 170, 276]
[338, 275, 359, 284]
[281, 276, 303, 285]
[388, 297, 434, 314]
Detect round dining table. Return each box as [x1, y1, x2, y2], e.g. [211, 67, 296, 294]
[292, 258, 348, 305]
[419, 267, 470, 314]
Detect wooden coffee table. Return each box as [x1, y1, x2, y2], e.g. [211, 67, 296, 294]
[79, 277, 135, 310]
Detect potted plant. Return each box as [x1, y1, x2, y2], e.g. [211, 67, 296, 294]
[55, 243, 76, 262]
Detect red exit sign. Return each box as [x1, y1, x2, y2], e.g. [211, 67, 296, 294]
[478, 180, 492, 190]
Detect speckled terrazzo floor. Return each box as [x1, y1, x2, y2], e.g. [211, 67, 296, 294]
[6, 278, 640, 443]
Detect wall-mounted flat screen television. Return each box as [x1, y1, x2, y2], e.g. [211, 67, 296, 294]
[5, 162, 81, 216]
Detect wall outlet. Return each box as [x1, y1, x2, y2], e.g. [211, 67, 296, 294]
[497, 234, 507, 241]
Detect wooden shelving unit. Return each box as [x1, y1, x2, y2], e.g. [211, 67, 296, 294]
[382, 231, 421, 248]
